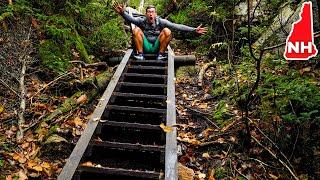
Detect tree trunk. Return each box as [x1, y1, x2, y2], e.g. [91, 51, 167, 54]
[8, 0, 12, 5]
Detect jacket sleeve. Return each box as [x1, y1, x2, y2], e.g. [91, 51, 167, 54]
[160, 19, 196, 32]
[120, 11, 144, 26]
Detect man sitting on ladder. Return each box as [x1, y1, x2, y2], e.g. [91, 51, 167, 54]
[113, 2, 208, 60]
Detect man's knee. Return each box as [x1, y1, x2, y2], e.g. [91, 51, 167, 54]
[133, 27, 143, 36]
[161, 28, 171, 37]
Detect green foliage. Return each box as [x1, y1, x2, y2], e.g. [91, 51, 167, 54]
[257, 72, 320, 123]
[39, 40, 71, 74]
[213, 100, 233, 126]
[87, 18, 128, 56]
[214, 167, 228, 179]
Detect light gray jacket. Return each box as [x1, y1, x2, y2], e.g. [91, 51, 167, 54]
[121, 11, 196, 43]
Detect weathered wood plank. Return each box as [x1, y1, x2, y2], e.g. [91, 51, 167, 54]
[124, 73, 167, 79]
[107, 105, 166, 114]
[90, 140, 165, 152]
[165, 46, 178, 180]
[76, 166, 160, 179]
[118, 82, 166, 88]
[99, 120, 161, 130]
[57, 49, 133, 180]
[112, 92, 166, 100]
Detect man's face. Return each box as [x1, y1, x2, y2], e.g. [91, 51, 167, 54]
[146, 8, 156, 23]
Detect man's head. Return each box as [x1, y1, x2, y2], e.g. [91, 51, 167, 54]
[145, 5, 157, 23]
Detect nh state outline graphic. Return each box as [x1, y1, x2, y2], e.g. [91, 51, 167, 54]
[284, 1, 318, 60]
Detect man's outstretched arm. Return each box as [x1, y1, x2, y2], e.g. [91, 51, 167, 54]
[160, 19, 208, 35]
[113, 2, 143, 26]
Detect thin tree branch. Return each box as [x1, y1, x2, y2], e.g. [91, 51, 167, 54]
[0, 79, 22, 98]
[29, 72, 73, 99]
[252, 136, 299, 180]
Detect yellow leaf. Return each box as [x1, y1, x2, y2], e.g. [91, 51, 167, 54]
[160, 123, 173, 133]
[0, 104, 4, 114]
[33, 165, 43, 172]
[73, 117, 84, 127]
[27, 160, 37, 169]
[41, 162, 51, 169]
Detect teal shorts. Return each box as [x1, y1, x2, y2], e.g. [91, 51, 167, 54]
[143, 36, 160, 54]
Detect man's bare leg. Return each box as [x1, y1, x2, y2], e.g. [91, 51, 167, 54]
[158, 28, 172, 53]
[132, 27, 143, 53]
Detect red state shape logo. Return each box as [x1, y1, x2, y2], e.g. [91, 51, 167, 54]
[284, 1, 318, 60]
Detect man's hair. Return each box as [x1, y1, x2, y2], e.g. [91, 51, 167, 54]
[146, 5, 156, 12]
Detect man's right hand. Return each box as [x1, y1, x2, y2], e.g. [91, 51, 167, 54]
[113, 2, 125, 14]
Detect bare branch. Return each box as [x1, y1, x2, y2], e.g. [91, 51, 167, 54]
[252, 136, 299, 180]
[0, 79, 22, 98]
[29, 72, 73, 99]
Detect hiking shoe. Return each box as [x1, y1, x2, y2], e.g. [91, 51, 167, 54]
[134, 53, 144, 60]
[156, 53, 167, 61]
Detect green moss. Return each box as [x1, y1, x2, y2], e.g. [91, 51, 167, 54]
[176, 66, 197, 78]
[215, 167, 228, 179]
[39, 40, 71, 74]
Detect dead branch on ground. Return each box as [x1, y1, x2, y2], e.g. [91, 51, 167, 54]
[198, 58, 216, 87]
[17, 27, 32, 140]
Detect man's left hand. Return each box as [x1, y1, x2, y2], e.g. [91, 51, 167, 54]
[196, 24, 208, 35]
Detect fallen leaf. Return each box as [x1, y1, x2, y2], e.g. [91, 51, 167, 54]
[217, 138, 225, 143]
[0, 104, 4, 114]
[73, 117, 84, 127]
[5, 175, 12, 180]
[5, 130, 15, 138]
[37, 128, 48, 142]
[27, 160, 38, 169]
[81, 161, 94, 167]
[202, 152, 211, 159]
[41, 162, 51, 169]
[199, 103, 208, 109]
[33, 165, 43, 172]
[45, 134, 67, 144]
[178, 163, 195, 180]
[197, 171, 206, 179]
[299, 67, 311, 75]
[160, 123, 173, 133]
[269, 173, 279, 180]
[17, 170, 28, 180]
[76, 94, 88, 104]
[12, 153, 27, 164]
[208, 169, 215, 180]
[31, 17, 39, 29]
[20, 142, 30, 149]
[229, 136, 236, 142]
